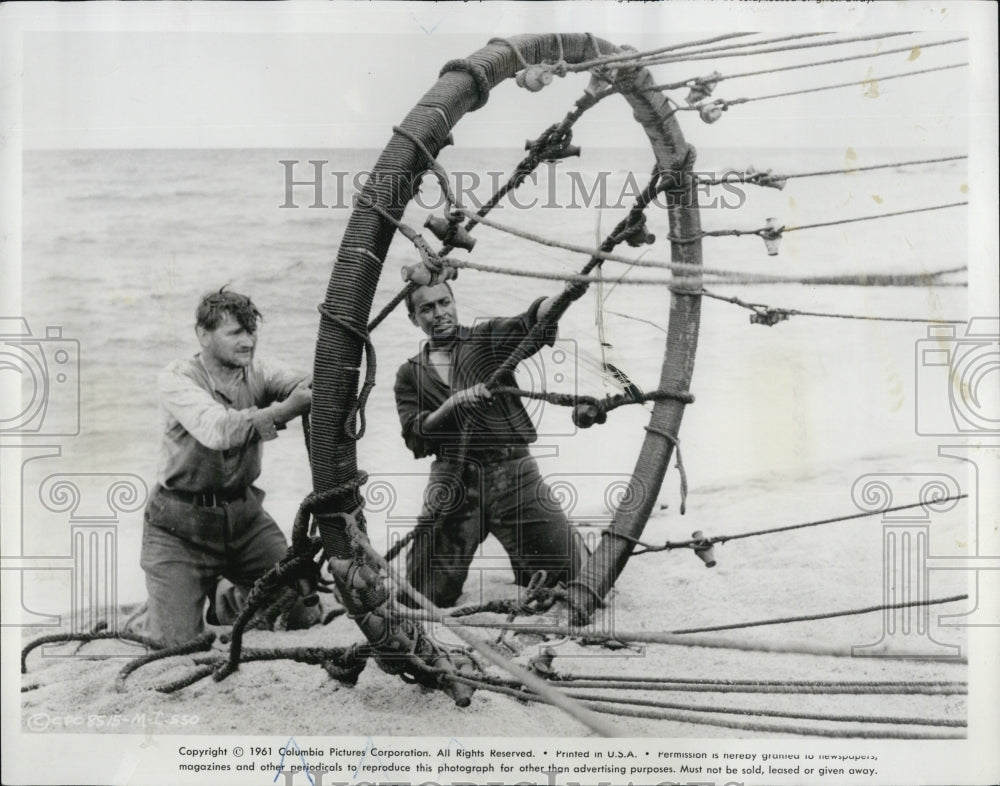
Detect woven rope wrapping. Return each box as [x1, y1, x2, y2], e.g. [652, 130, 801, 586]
[308, 34, 702, 705]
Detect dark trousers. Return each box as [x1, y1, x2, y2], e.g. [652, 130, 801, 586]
[140, 485, 307, 645]
[406, 453, 582, 608]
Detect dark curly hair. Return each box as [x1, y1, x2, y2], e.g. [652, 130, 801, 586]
[195, 287, 262, 333]
[405, 281, 455, 316]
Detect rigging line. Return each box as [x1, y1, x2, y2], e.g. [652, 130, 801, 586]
[648, 36, 967, 92]
[452, 677, 965, 739]
[448, 204, 967, 283]
[698, 155, 968, 186]
[613, 31, 918, 70]
[435, 593, 969, 637]
[611, 286, 968, 326]
[612, 493, 969, 555]
[666, 594, 968, 636]
[684, 62, 968, 109]
[552, 681, 964, 696]
[572, 33, 759, 75]
[695, 289, 967, 325]
[712, 493, 969, 545]
[434, 255, 968, 290]
[569, 32, 826, 72]
[784, 200, 968, 234]
[686, 201, 968, 242]
[561, 693, 966, 727]
[381, 198, 965, 289]
[396, 613, 969, 662]
[546, 673, 966, 689]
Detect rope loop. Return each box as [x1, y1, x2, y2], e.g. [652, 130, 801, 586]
[440, 58, 490, 111]
[316, 304, 376, 440]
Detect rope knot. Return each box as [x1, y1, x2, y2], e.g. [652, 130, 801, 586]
[685, 71, 722, 106]
[524, 128, 580, 163]
[316, 306, 377, 440]
[615, 213, 657, 249]
[745, 165, 788, 191]
[750, 307, 791, 327]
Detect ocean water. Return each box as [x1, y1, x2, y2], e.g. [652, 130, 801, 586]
[17, 145, 968, 603]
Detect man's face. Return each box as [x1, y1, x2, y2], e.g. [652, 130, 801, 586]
[409, 283, 458, 339]
[197, 313, 257, 368]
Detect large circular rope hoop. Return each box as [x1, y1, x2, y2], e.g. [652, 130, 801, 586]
[310, 34, 703, 636]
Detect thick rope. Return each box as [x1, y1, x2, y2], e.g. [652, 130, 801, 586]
[439, 59, 491, 111]
[650, 37, 967, 93]
[152, 645, 371, 694]
[214, 475, 366, 683]
[349, 522, 626, 737]
[490, 385, 693, 410]
[115, 632, 216, 692]
[22, 630, 161, 674]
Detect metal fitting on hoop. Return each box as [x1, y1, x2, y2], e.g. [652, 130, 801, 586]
[525, 136, 581, 162]
[401, 259, 457, 287]
[400, 239, 458, 287]
[424, 214, 477, 252]
[691, 530, 716, 568]
[572, 401, 607, 429]
[622, 215, 656, 248]
[698, 101, 726, 124]
[516, 65, 554, 93]
[760, 217, 783, 256]
[685, 71, 722, 106]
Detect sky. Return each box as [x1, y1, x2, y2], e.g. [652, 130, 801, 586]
[1, 2, 993, 150]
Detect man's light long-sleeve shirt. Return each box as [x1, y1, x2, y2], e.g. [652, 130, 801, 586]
[156, 354, 305, 492]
